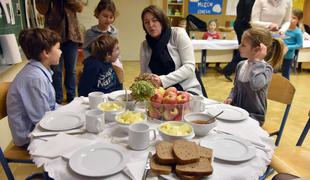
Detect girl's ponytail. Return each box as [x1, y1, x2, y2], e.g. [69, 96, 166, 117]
[265, 38, 285, 69]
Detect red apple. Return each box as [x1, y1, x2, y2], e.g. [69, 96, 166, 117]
[174, 114, 182, 121]
[176, 92, 190, 104]
[163, 107, 179, 121]
[150, 93, 163, 108]
[163, 93, 177, 104]
[148, 106, 162, 119]
[164, 87, 177, 97]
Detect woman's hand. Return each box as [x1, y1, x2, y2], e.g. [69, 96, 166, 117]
[152, 74, 162, 87]
[224, 98, 232, 104]
[268, 23, 279, 31]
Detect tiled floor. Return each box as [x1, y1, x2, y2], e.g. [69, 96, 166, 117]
[1, 62, 309, 179]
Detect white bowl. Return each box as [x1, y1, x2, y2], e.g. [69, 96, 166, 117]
[97, 101, 126, 123]
[115, 111, 147, 132]
[158, 121, 194, 142]
[184, 112, 217, 137]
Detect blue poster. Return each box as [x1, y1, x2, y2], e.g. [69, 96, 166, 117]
[188, 0, 223, 15]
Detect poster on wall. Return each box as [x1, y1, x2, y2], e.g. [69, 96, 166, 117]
[188, 0, 223, 15]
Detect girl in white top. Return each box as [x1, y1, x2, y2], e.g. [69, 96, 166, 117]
[251, 0, 292, 33]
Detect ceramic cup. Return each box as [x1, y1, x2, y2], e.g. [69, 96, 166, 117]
[128, 123, 156, 150]
[85, 109, 105, 133]
[191, 95, 207, 112]
[88, 92, 106, 109]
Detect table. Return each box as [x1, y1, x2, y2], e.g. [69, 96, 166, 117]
[28, 97, 275, 180]
[191, 40, 239, 74]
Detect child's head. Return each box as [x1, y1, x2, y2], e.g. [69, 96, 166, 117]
[18, 28, 61, 64]
[94, 0, 118, 30]
[241, 27, 284, 68]
[291, 9, 303, 26]
[208, 20, 217, 31]
[91, 34, 119, 63]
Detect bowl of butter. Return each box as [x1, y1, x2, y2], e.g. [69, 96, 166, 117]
[115, 111, 147, 132]
[97, 101, 126, 122]
[158, 121, 194, 142]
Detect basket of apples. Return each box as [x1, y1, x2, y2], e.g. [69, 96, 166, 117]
[147, 87, 191, 121]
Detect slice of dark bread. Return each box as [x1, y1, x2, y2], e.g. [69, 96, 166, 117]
[175, 157, 213, 176]
[173, 140, 200, 164]
[155, 141, 176, 164]
[176, 171, 204, 180]
[150, 155, 172, 175]
[198, 146, 213, 161]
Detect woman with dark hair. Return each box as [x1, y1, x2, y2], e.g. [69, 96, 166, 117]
[139, 5, 203, 96]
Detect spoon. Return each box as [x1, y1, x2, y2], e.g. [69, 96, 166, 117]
[207, 110, 224, 123]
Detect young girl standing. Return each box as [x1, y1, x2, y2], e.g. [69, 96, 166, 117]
[282, 9, 304, 79]
[224, 27, 284, 126]
[83, 0, 123, 82]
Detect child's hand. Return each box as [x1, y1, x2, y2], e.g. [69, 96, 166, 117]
[254, 43, 267, 61]
[224, 98, 232, 104]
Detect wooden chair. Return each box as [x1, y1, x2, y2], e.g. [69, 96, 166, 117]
[112, 64, 124, 84]
[263, 74, 296, 146]
[0, 82, 38, 180]
[270, 110, 310, 179]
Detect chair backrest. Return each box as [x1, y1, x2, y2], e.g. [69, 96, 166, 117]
[267, 74, 295, 105]
[0, 82, 10, 120]
[112, 65, 124, 83]
[267, 74, 296, 146]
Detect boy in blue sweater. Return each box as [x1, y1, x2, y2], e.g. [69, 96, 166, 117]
[78, 34, 122, 96]
[282, 9, 303, 79]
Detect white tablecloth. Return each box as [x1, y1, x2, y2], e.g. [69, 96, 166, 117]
[303, 40, 310, 48]
[192, 40, 239, 50]
[28, 97, 275, 180]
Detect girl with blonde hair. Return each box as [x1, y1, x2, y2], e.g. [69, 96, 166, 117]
[224, 27, 284, 126]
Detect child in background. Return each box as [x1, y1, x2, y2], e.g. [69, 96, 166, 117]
[178, 18, 187, 29]
[7, 28, 61, 147]
[78, 34, 122, 96]
[203, 19, 221, 40]
[224, 27, 284, 126]
[282, 9, 303, 79]
[83, 0, 123, 83]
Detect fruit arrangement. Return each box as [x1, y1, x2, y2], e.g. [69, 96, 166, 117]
[147, 87, 191, 121]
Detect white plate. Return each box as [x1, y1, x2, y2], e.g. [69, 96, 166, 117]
[206, 104, 249, 121]
[69, 143, 128, 177]
[108, 90, 132, 101]
[39, 112, 84, 131]
[200, 134, 256, 162]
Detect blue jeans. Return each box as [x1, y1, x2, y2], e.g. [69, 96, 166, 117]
[281, 58, 293, 80]
[52, 41, 78, 103]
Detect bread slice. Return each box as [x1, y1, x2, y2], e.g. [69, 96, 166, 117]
[176, 171, 204, 180]
[198, 146, 213, 161]
[173, 140, 200, 164]
[175, 157, 213, 176]
[150, 155, 172, 175]
[155, 141, 176, 164]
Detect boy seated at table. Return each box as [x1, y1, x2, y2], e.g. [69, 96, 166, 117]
[78, 34, 122, 96]
[203, 19, 221, 40]
[7, 28, 61, 147]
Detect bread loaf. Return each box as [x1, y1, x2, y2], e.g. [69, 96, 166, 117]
[155, 141, 176, 164]
[150, 155, 172, 175]
[175, 157, 213, 176]
[173, 140, 200, 164]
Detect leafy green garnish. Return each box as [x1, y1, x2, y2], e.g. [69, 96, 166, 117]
[130, 80, 155, 102]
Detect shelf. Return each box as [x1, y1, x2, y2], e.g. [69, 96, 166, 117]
[168, 15, 183, 17]
[168, 3, 183, 5]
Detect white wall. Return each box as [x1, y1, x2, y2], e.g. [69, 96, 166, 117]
[78, 0, 153, 61]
